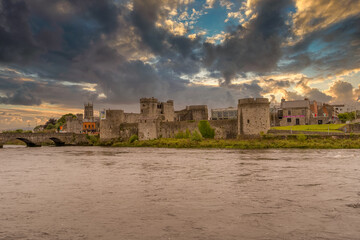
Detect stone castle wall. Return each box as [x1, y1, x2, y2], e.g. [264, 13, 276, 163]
[100, 110, 125, 140]
[124, 113, 140, 123]
[64, 116, 82, 133]
[238, 98, 270, 136]
[138, 118, 160, 140]
[209, 120, 237, 139]
[156, 119, 237, 139]
[119, 123, 138, 141]
[100, 98, 270, 141]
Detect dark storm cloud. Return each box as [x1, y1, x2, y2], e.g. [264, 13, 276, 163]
[130, 0, 203, 76]
[0, 0, 359, 112]
[0, 0, 40, 63]
[204, 0, 294, 85]
[284, 15, 360, 75]
[0, 76, 98, 107]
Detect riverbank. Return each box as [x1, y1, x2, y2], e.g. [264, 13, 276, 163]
[109, 135, 360, 149]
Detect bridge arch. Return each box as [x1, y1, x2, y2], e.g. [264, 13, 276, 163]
[49, 137, 65, 146]
[16, 138, 40, 147]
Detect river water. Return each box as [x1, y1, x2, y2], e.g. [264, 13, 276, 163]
[0, 146, 359, 240]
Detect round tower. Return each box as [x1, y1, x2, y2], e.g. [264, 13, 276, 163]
[238, 98, 270, 136]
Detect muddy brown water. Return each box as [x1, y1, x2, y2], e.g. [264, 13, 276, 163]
[0, 146, 359, 240]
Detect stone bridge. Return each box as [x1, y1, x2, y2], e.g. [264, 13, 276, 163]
[0, 133, 89, 147]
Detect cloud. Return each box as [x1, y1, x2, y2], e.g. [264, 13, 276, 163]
[293, 0, 360, 37]
[327, 80, 357, 104]
[0, 0, 359, 131]
[296, 77, 332, 102]
[203, 0, 294, 85]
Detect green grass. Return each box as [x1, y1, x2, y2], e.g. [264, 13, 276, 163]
[109, 136, 360, 149]
[271, 124, 346, 133]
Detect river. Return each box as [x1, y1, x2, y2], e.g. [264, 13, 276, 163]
[0, 146, 359, 240]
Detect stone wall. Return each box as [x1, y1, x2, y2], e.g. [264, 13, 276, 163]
[175, 105, 208, 121]
[138, 118, 160, 140]
[279, 108, 310, 126]
[162, 100, 175, 122]
[64, 116, 82, 133]
[158, 121, 198, 138]
[157, 119, 237, 139]
[119, 123, 138, 141]
[124, 113, 140, 123]
[209, 120, 237, 139]
[340, 123, 360, 133]
[238, 98, 270, 136]
[100, 110, 125, 141]
[140, 97, 174, 121]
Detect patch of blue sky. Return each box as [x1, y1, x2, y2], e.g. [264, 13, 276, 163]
[191, 4, 233, 38]
[307, 39, 326, 53]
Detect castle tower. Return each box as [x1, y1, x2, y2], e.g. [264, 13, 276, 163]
[84, 103, 94, 120]
[238, 98, 270, 136]
[140, 97, 160, 118]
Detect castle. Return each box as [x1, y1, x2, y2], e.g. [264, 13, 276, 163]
[99, 97, 270, 141]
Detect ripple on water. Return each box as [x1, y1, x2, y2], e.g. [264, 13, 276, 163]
[0, 147, 359, 240]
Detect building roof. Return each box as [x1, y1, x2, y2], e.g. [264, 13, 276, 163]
[281, 100, 310, 109]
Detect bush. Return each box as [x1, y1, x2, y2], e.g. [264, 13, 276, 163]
[296, 134, 307, 141]
[185, 129, 191, 138]
[175, 131, 185, 139]
[129, 134, 138, 143]
[198, 120, 215, 139]
[87, 134, 100, 145]
[191, 130, 203, 141]
[175, 129, 191, 139]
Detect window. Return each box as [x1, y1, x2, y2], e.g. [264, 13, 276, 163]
[287, 118, 291, 123]
[302, 109, 305, 115]
[247, 119, 250, 124]
[288, 110, 291, 115]
[278, 110, 283, 119]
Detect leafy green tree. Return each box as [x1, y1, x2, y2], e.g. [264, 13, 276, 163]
[46, 123, 56, 130]
[198, 120, 215, 139]
[338, 112, 355, 123]
[57, 113, 76, 126]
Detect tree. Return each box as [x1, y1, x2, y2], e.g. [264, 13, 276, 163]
[44, 118, 57, 129]
[57, 113, 76, 126]
[198, 120, 215, 139]
[338, 112, 355, 123]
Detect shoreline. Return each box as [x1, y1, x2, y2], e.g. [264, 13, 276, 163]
[3, 134, 360, 149]
[106, 135, 360, 149]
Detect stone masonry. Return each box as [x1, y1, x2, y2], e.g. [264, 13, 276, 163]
[238, 98, 270, 136]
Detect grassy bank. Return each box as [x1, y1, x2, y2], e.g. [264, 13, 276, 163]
[271, 124, 345, 133]
[109, 136, 360, 149]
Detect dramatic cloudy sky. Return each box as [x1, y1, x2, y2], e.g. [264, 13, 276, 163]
[0, 0, 360, 130]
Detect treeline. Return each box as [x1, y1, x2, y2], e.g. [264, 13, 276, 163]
[34, 113, 77, 132]
[338, 112, 356, 123]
